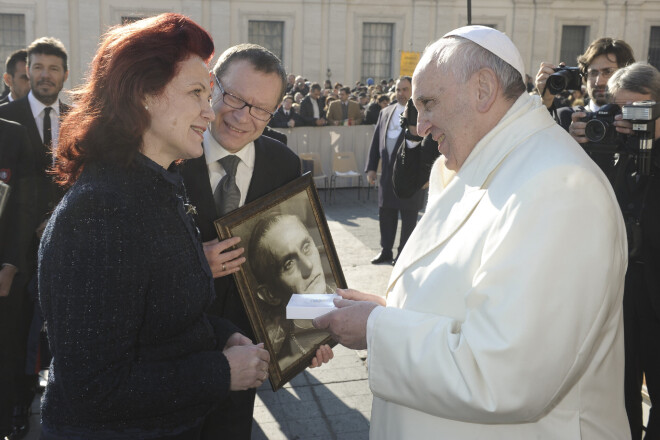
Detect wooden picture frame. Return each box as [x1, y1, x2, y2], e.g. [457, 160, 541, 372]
[214, 173, 344, 390]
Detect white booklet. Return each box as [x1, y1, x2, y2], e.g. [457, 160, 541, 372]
[286, 293, 338, 320]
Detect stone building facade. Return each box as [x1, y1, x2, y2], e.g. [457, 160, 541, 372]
[1, 0, 660, 90]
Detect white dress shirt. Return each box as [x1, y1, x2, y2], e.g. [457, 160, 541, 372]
[386, 103, 405, 139]
[28, 91, 61, 150]
[311, 98, 320, 119]
[203, 129, 255, 208]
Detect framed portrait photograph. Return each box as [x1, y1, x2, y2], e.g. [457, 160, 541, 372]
[214, 173, 345, 391]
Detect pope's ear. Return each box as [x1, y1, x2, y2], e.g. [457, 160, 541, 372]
[255, 284, 281, 306]
[475, 67, 498, 113]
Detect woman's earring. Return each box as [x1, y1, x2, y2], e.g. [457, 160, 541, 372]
[144, 105, 149, 110]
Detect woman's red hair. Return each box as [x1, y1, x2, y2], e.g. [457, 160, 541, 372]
[55, 13, 214, 186]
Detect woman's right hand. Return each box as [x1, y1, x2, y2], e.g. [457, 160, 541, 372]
[224, 343, 270, 390]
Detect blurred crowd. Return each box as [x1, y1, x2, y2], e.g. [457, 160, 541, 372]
[267, 74, 398, 128]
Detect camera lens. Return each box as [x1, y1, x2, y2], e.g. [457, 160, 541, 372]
[547, 74, 567, 95]
[585, 119, 607, 142]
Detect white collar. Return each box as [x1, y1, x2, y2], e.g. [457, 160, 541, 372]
[203, 129, 255, 169]
[28, 90, 60, 119]
[586, 100, 600, 112]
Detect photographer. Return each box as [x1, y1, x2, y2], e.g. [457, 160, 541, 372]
[607, 62, 660, 440]
[535, 38, 635, 175]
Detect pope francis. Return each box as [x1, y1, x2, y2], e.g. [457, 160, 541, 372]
[314, 26, 630, 439]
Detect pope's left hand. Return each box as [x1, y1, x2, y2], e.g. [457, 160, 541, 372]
[312, 298, 379, 350]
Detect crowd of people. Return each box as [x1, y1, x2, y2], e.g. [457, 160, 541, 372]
[0, 12, 658, 440]
[267, 75, 398, 128]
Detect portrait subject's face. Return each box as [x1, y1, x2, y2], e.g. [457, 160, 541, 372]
[262, 216, 326, 295]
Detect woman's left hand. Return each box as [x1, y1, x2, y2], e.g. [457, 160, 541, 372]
[309, 344, 334, 368]
[203, 237, 246, 278]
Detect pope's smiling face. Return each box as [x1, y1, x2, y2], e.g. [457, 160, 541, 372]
[413, 62, 476, 171]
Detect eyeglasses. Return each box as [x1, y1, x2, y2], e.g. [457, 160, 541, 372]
[212, 73, 274, 122]
[586, 67, 617, 80]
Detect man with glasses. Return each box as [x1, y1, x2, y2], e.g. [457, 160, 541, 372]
[180, 44, 312, 439]
[534, 37, 635, 144]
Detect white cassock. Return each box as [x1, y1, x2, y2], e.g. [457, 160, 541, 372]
[366, 92, 630, 439]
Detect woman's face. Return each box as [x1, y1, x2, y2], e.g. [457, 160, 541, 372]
[142, 55, 214, 168]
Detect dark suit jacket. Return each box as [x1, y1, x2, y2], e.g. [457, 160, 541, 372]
[268, 106, 303, 129]
[0, 95, 10, 106]
[262, 126, 287, 145]
[0, 96, 69, 274]
[363, 102, 383, 125]
[179, 135, 301, 340]
[0, 118, 32, 269]
[299, 95, 324, 126]
[0, 96, 69, 213]
[365, 104, 423, 211]
[392, 134, 440, 199]
[555, 104, 616, 181]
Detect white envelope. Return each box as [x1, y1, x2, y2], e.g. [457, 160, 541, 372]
[286, 293, 338, 319]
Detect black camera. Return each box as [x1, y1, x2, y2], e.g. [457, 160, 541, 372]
[546, 66, 582, 95]
[621, 100, 660, 176]
[582, 100, 659, 176]
[581, 103, 622, 145]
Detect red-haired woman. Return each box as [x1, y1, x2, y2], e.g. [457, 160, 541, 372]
[38, 13, 269, 440]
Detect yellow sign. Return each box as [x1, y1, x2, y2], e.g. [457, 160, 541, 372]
[400, 51, 421, 77]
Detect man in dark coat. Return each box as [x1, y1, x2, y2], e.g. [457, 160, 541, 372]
[179, 43, 302, 440]
[0, 118, 31, 440]
[0, 49, 30, 105]
[268, 94, 303, 128]
[391, 99, 440, 199]
[0, 37, 69, 439]
[365, 77, 424, 265]
[299, 83, 327, 126]
[364, 94, 390, 125]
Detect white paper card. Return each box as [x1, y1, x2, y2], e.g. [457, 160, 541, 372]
[286, 294, 338, 319]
